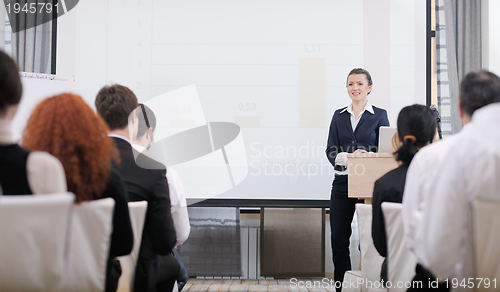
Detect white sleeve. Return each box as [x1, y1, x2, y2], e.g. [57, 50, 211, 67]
[333, 152, 349, 175]
[170, 205, 190, 247]
[335, 152, 348, 166]
[167, 168, 190, 247]
[417, 151, 467, 279]
[402, 154, 425, 256]
[26, 151, 67, 194]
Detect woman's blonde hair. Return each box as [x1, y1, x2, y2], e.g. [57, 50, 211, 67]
[391, 133, 402, 155]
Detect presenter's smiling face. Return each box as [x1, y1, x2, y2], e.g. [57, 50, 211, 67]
[347, 74, 372, 102]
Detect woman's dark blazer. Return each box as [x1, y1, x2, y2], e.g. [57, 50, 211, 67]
[98, 168, 134, 292]
[371, 163, 409, 257]
[326, 105, 390, 165]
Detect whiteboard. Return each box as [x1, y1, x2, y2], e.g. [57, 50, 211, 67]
[70, 0, 426, 201]
[11, 73, 74, 142]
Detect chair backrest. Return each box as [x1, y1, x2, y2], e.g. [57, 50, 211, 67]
[381, 202, 417, 292]
[0, 192, 75, 292]
[116, 201, 148, 292]
[62, 197, 115, 292]
[356, 203, 384, 292]
[472, 198, 500, 291]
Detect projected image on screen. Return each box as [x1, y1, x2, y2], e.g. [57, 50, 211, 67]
[73, 0, 426, 201]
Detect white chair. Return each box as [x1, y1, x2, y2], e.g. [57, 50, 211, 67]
[381, 202, 417, 292]
[472, 198, 500, 291]
[116, 201, 148, 292]
[355, 203, 385, 292]
[0, 192, 75, 292]
[343, 204, 385, 292]
[343, 270, 363, 292]
[62, 197, 115, 292]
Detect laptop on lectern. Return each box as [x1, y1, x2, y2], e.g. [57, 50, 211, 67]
[378, 126, 398, 153]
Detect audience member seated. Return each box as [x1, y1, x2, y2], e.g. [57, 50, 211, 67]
[131, 104, 191, 291]
[0, 50, 66, 195]
[404, 71, 500, 292]
[95, 85, 177, 292]
[22, 93, 133, 292]
[371, 104, 436, 283]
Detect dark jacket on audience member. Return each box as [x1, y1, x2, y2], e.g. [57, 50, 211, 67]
[112, 137, 176, 291]
[371, 163, 409, 257]
[98, 168, 134, 292]
[100, 168, 134, 257]
[371, 162, 409, 282]
[0, 144, 32, 195]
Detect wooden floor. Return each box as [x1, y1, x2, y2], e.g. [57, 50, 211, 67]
[183, 279, 336, 292]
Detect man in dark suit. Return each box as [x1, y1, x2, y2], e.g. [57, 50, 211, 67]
[95, 84, 177, 292]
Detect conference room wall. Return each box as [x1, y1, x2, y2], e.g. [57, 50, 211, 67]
[53, 1, 428, 203]
[55, 0, 427, 117]
[56, 1, 500, 107]
[482, 0, 500, 76]
[56, 5, 77, 86]
[51, 2, 499, 201]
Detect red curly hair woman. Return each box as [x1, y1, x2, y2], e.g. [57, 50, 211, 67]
[23, 93, 133, 292]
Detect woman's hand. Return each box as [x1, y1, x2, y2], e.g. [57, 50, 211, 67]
[353, 149, 367, 154]
[346, 150, 367, 168]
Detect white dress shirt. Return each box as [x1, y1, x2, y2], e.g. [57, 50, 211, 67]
[0, 118, 67, 194]
[417, 103, 500, 291]
[132, 144, 190, 247]
[334, 101, 375, 175]
[340, 100, 375, 132]
[402, 134, 459, 263]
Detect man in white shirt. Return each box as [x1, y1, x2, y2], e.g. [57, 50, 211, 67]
[131, 104, 190, 246]
[402, 70, 500, 291]
[131, 103, 191, 291]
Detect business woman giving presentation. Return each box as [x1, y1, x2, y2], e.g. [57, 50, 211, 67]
[325, 68, 389, 290]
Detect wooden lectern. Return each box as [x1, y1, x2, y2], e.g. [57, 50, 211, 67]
[347, 153, 398, 204]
